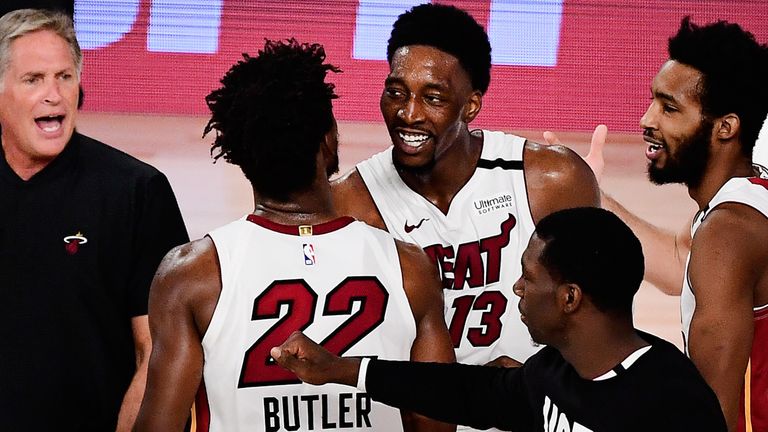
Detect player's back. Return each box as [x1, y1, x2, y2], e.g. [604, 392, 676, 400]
[197, 215, 416, 432]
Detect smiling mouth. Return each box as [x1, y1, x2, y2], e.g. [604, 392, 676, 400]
[35, 115, 65, 133]
[398, 131, 429, 147]
[644, 137, 667, 160]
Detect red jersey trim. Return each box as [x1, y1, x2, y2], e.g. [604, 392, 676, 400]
[739, 305, 768, 432]
[747, 177, 768, 190]
[246, 214, 356, 235]
[192, 380, 211, 432]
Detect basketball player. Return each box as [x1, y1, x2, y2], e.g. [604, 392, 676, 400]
[133, 39, 455, 432]
[272, 207, 727, 431]
[331, 3, 599, 386]
[549, 18, 768, 432]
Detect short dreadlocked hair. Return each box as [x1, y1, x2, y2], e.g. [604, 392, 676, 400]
[387, 3, 491, 94]
[204, 39, 340, 199]
[669, 17, 768, 157]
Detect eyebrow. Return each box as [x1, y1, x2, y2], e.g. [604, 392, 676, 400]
[384, 75, 450, 92]
[19, 71, 44, 80]
[652, 89, 679, 105]
[384, 76, 402, 86]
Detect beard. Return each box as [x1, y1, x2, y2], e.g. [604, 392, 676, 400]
[325, 132, 340, 178]
[647, 118, 713, 188]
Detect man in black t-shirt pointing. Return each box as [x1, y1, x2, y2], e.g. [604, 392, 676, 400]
[272, 207, 726, 432]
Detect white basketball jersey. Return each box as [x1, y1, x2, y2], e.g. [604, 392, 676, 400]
[196, 215, 416, 432]
[681, 177, 768, 353]
[357, 130, 538, 366]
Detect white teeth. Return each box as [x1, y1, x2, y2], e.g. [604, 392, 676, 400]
[36, 115, 63, 133]
[399, 132, 429, 147]
[649, 144, 663, 152]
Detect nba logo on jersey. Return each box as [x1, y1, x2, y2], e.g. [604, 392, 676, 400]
[303, 243, 315, 266]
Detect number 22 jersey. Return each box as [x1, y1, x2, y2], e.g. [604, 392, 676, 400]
[357, 130, 539, 366]
[195, 215, 416, 432]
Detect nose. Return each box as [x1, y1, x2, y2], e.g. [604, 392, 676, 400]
[512, 277, 524, 298]
[639, 101, 658, 130]
[43, 80, 63, 105]
[397, 96, 424, 124]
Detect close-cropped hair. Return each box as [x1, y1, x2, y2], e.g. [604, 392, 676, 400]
[204, 38, 340, 200]
[669, 16, 768, 156]
[535, 207, 644, 314]
[0, 8, 82, 85]
[387, 3, 491, 94]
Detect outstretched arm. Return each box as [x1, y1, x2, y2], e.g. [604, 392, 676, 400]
[543, 125, 690, 295]
[134, 239, 221, 432]
[602, 193, 691, 295]
[271, 332, 531, 431]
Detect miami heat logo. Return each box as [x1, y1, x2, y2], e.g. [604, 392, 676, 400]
[63, 232, 88, 255]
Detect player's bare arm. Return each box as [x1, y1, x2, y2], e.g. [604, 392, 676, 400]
[687, 204, 768, 432]
[395, 239, 456, 432]
[523, 141, 600, 223]
[331, 170, 387, 229]
[116, 315, 151, 431]
[134, 238, 222, 432]
[602, 194, 691, 295]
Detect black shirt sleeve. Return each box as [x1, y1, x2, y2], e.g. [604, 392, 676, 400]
[127, 171, 188, 317]
[366, 359, 535, 431]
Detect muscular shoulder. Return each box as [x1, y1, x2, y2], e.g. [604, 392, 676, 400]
[692, 203, 768, 267]
[688, 202, 768, 309]
[331, 169, 386, 229]
[395, 238, 434, 275]
[150, 237, 221, 334]
[522, 141, 600, 223]
[394, 239, 442, 315]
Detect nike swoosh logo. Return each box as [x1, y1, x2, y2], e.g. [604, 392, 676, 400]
[404, 218, 429, 233]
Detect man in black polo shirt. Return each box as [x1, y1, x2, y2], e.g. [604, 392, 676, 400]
[0, 9, 188, 431]
[272, 207, 726, 431]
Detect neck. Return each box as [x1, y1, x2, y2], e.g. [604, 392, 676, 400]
[688, 151, 753, 209]
[1, 138, 53, 181]
[252, 181, 337, 226]
[558, 316, 647, 380]
[397, 129, 482, 213]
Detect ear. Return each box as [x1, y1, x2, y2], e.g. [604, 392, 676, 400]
[463, 91, 483, 123]
[559, 283, 582, 314]
[320, 121, 338, 157]
[715, 113, 740, 141]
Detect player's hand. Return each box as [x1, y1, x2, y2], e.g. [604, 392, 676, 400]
[484, 355, 523, 368]
[543, 124, 607, 184]
[271, 331, 359, 386]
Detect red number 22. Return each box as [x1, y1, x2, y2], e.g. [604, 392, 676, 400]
[238, 277, 388, 387]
